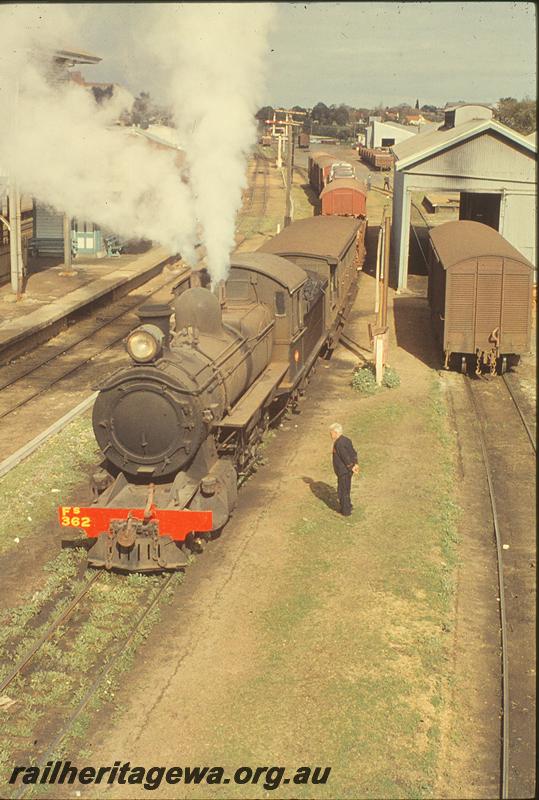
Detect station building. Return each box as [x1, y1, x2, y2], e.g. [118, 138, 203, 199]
[30, 126, 186, 262]
[0, 48, 104, 288]
[391, 104, 537, 289]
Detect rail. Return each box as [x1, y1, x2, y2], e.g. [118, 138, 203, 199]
[463, 376, 510, 799]
[0, 268, 185, 425]
[0, 570, 104, 696]
[502, 373, 536, 453]
[11, 572, 176, 800]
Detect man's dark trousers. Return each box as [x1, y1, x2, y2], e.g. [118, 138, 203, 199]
[337, 472, 352, 515]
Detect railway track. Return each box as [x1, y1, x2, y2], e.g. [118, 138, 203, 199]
[0, 266, 187, 455]
[464, 373, 536, 799]
[1, 568, 176, 800]
[248, 152, 270, 216]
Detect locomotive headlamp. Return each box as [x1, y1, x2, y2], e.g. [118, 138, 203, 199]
[126, 324, 164, 363]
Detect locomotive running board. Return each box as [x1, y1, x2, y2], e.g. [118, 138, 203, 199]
[219, 362, 289, 428]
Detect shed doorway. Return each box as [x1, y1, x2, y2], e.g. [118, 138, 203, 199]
[459, 192, 501, 231]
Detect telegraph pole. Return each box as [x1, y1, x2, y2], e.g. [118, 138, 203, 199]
[266, 108, 305, 228]
[8, 184, 24, 298]
[284, 121, 294, 227]
[62, 212, 75, 275]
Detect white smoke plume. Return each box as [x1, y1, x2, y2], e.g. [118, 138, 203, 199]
[0, 4, 275, 279]
[144, 4, 276, 282]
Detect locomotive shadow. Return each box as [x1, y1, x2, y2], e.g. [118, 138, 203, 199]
[302, 476, 339, 512]
[392, 294, 440, 370]
[299, 182, 320, 211]
[362, 226, 381, 277]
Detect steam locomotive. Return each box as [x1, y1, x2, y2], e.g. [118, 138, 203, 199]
[59, 216, 366, 572]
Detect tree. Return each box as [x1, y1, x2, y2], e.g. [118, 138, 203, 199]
[311, 101, 330, 124]
[92, 85, 114, 105]
[131, 91, 153, 129]
[332, 104, 350, 126]
[415, 98, 419, 109]
[495, 97, 536, 134]
[255, 105, 274, 122]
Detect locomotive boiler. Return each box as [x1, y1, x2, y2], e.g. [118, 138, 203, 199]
[59, 217, 365, 573]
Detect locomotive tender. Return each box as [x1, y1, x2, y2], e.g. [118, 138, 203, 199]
[61, 216, 366, 572]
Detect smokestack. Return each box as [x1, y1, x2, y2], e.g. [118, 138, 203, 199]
[212, 279, 227, 307]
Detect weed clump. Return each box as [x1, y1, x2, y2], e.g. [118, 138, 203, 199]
[382, 365, 401, 389]
[351, 363, 400, 394]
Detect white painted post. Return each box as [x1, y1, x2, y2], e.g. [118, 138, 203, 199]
[375, 336, 384, 385]
[374, 224, 382, 315]
[8, 183, 23, 298]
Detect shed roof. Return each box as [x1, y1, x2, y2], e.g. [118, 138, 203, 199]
[429, 221, 534, 269]
[321, 178, 367, 196]
[382, 120, 417, 133]
[392, 118, 536, 170]
[258, 216, 361, 264]
[54, 48, 102, 65]
[229, 252, 307, 293]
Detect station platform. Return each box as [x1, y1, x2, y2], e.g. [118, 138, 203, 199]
[0, 245, 176, 364]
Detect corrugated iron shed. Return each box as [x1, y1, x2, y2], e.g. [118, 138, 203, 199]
[390, 108, 537, 289]
[392, 118, 534, 167]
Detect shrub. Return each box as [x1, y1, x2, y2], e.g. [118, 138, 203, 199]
[351, 363, 400, 394]
[382, 365, 400, 389]
[351, 363, 378, 395]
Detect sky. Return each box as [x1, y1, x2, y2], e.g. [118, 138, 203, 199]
[75, 2, 536, 109]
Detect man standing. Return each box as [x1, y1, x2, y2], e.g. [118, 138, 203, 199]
[329, 423, 359, 516]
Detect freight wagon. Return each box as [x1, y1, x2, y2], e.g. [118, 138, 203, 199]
[358, 145, 394, 171]
[320, 178, 367, 218]
[259, 215, 366, 351]
[428, 220, 534, 374]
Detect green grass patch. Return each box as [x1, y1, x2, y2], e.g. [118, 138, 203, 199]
[206, 379, 460, 798]
[291, 182, 316, 220]
[0, 567, 182, 795]
[0, 413, 99, 554]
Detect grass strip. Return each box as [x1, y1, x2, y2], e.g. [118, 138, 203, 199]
[0, 414, 98, 555]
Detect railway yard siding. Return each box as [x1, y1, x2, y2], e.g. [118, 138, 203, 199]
[0, 245, 178, 365]
[0, 142, 535, 798]
[58, 272, 463, 800]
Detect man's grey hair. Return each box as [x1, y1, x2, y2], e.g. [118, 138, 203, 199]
[329, 423, 343, 435]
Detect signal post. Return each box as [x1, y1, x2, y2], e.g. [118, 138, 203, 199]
[265, 108, 305, 228]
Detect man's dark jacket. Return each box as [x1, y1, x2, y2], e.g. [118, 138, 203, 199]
[332, 435, 358, 476]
